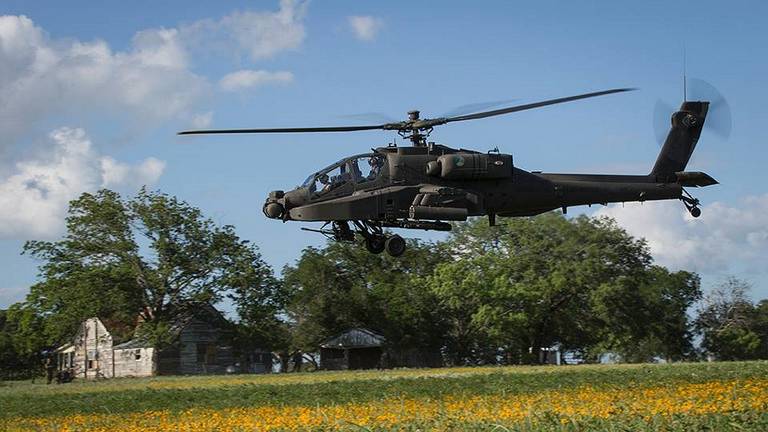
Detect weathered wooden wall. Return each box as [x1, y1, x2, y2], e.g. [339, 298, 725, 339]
[113, 347, 155, 377]
[71, 318, 114, 379]
[176, 319, 234, 374]
[154, 318, 236, 375]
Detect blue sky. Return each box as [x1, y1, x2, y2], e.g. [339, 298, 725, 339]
[1, 0, 766, 307]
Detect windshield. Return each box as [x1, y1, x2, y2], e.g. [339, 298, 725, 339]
[302, 154, 384, 195]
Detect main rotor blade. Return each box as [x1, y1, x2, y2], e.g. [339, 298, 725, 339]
[445, 88, 636, 123]
[178, 124, 386, 135]
[338, 112, 398, 124]
[439, 99, 518, 118]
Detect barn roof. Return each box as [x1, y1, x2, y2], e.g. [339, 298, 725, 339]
[320, 328, 385, 349]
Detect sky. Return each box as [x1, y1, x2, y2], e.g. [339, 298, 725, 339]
[1, 0, 767, 308]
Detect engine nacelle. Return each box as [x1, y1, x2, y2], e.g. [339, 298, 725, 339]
[426, 153, 513, 180]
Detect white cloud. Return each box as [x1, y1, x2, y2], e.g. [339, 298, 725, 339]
[348, 16, 383, 41]
[0, 3, 308, 152]
[0, 15, 207, 145]
[0, 127, 165, 238]
[191, 111, 214, 129]
[182, 0, 307, 61]
[219, 70, 293, 91]
[100, 156, 165, 190]
[594, 196, 768, 275]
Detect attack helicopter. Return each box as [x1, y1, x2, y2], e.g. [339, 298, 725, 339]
[179, 88, 719, 257]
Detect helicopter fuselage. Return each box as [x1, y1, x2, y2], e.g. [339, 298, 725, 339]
[268, 144, 684, 223]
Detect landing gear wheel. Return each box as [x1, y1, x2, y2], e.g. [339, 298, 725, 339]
[385, 235, 406, 257]
[689, 207, 701, 218]
[365, 235, 386, 254]
[681, 188, 702, 218]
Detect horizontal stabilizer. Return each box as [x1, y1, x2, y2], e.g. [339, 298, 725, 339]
[675, 171, 718, 187]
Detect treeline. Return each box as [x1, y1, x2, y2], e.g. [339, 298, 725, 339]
[1, 189, 766, 379]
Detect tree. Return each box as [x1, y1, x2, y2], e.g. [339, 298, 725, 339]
[695, 277, 764, 360]
[21, 188, 283, 348]
[1, 304, 47, 379]
[284, 246, 364, 352]
[284, 238, 448, 363]
[0, 309, 28, 379]
[426, 256, 500, 364]
[592, 266, 701, 362]
[428, 213, 701, 364]
[752, 300, 768, 358]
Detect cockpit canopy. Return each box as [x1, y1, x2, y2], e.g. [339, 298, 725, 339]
[302, 153, 385, 196]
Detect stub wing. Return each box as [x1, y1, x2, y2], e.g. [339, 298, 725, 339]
[675, 171, 719, 187]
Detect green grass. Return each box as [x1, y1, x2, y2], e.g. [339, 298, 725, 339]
[1, 361, 766, 420]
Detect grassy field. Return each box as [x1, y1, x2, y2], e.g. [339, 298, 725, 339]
[1, 361, 767, 431]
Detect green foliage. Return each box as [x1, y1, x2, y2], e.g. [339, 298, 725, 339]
[428, 213, 701, 364]
[17, 188, 285, 357]
[0, 309, 35, 379]
[592, 266, 701, 362]
[695, 277, 768, 360]
[284, 238, 448, 358]
[283, 213, 704, 365]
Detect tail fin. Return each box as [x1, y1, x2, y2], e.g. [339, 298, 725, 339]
[650, 101, 709, 179]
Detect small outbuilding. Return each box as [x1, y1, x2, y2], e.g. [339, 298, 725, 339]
[320, 328, 385, 370]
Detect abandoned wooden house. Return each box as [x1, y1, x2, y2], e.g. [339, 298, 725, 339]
[55, 303, 271, 379]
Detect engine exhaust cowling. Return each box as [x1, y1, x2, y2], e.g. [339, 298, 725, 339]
[429, 153, 513, 180]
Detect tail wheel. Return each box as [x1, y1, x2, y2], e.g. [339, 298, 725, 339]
[681, 188, 702, 218]
[385, 235, 406, 257]
[689, 207, 701, 218]
[365, 235, 386, 254]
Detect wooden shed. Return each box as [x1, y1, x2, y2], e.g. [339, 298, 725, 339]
[320, 328, 385, 370]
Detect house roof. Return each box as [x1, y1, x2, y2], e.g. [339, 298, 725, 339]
[320, 327, 385, 349]
[109, 302, 229, 350]
[113, 339, 152, 350]
[55, 343, 75, 353]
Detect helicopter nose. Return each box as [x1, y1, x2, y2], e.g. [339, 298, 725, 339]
[263, 201, 284, 219]
[263, 190, 285, 219]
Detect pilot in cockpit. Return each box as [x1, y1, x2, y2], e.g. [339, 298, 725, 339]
[367, 157, 383, 180]
[349, 160, 363, 180]
[318, 173, 332, 194]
